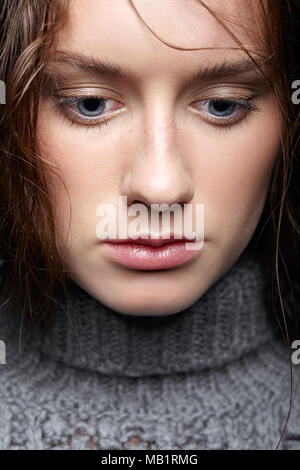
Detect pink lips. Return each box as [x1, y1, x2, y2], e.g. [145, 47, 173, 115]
[103, 236, 203, 270]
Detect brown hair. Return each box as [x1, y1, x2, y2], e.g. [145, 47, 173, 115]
[0, 0, 300, 447]
[0, 0, 70, 323]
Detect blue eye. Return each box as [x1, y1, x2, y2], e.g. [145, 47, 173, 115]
[77, 98, 106, 117]
[208, 99, 237, 117]
[55, 94, 125, 127]
[190, 96, 259, 128]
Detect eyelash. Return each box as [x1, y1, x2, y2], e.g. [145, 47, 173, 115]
[53, 93, 260, 132]
[54, 95, 119, 132]
[191, 97, 259, 128]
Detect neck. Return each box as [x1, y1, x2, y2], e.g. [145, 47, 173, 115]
[19, 250, 278, 377]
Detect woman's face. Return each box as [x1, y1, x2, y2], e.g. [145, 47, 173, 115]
[37, 0, 282, 316]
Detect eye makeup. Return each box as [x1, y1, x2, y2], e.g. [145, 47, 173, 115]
[42, 61, 266, 132]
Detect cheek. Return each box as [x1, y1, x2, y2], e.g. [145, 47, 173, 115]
[189, 98, 282, 242]
[36, 102, 126, 248]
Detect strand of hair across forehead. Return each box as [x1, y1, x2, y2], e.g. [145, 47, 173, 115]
[128, 0, 262, 53]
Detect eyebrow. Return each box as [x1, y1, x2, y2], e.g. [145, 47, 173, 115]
[50, 50, 269, 82]
[192, 57, 269, 81]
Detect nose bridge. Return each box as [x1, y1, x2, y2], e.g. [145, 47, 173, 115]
[122, 92, 194, 206]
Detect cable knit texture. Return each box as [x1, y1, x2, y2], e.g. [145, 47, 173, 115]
[0, 249, 300, 450]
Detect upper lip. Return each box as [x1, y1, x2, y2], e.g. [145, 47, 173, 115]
[105, 234, 196, 247]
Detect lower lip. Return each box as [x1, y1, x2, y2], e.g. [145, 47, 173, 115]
[103, 241, 203, 270]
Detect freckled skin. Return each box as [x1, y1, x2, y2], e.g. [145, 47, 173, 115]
[37, 0, 282, 316]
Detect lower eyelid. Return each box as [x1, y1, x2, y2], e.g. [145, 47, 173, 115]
[57, 98, 125, 120]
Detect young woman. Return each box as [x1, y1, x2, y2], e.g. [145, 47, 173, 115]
[0, 0, 300, 450]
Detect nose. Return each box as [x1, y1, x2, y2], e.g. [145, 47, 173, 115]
[120, 100, 194, 208]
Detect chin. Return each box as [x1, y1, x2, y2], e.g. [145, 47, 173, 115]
[100, 300, 188, 317]
[88, 286, 203, 317]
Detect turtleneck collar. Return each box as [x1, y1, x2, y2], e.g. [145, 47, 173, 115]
[18, 249, 279, 377]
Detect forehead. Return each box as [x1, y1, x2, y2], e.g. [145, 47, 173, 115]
[54, 0, 267, 79]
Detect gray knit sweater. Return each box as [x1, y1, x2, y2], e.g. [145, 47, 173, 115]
[0, 250, 300, 450]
